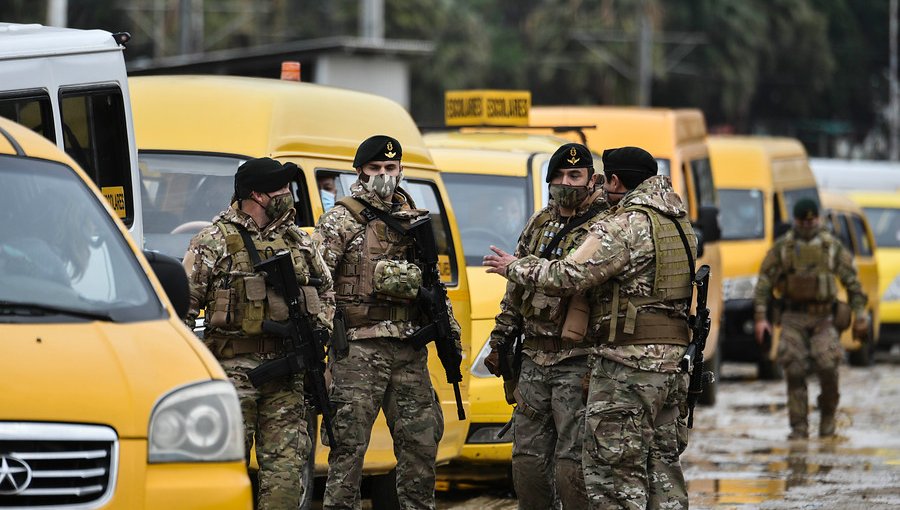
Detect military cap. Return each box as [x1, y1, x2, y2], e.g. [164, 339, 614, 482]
[602, 146, 657, 176]
[546, 143, 594, 182]
[353, 135, 402, 168]
[234, 157, 298, 198]
[793, 198, 819, 219]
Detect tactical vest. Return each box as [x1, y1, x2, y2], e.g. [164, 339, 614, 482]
[779, 233, 837, 303]
[332, 196, 424, 328]
[516, 207, 599, 325]
[206, 220, 313, 336]
[590, 204, 696, 346]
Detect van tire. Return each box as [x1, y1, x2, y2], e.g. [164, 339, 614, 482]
[848, 323, 877, 367]
[698, 346, 719, 406]
[369, 469, 401, 510]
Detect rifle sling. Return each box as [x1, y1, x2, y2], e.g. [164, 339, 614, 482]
[540, 205, 602, 259]
[671, 218, 696, 305]
[234, 224, 264, 267]
[353, 197, 411, 235]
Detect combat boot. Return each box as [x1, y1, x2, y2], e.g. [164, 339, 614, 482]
[818, 394, 838, 438]
[788, 427, 808, 440]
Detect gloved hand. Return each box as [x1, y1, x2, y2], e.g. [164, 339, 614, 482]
[483, 348, 502, 377]
[852, 313, 870, 342]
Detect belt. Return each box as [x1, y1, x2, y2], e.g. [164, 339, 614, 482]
[784, 301, 833, 315]
[341, 304, 420, 325]
[523, 336, 582, 352]
[208, 336, 283, 356]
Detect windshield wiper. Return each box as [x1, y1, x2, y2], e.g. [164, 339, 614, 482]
[0, 301, 115, 322]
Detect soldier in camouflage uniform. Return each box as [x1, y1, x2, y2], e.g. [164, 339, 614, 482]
[486, 146, 695, 510]
[313, 135, 462, 510]
[482, 143, 606, 510]
[753, 198, 868, 439]
[182, 157, 335, 509]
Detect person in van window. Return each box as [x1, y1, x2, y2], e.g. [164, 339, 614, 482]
[485, 146, 696, 510]
[318, 173, 338, 212]
[753, 198, 869, 440]
[313, 135, 462, 510]
[481, 143, 606, 510]
[181, 157, 335, 509]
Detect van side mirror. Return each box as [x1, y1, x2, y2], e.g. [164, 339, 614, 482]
[691, 206, 721, 259]
[143, 250, 190, 319]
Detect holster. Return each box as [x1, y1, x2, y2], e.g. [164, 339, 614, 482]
[330, 310, 350, 361]
[560, 294, 589, 343]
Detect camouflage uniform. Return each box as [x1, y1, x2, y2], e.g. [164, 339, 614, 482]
[490, 190, 607, 510]
[313, 181, 461, 510]
[183, 203, 334, 509]
[506, 176, 695, 510]
[753, 227, 867, 438]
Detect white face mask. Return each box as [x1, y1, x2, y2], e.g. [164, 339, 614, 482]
[364, 173, 400, 200]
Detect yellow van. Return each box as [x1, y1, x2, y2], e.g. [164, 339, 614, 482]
[848, 191, 900, 353]
[0, 117, 251, 508]
[129, 75, 471, 505]
[708, 136, 822, 377]
[819, 191, 881, 365]
[528, 106, 723, 403]
[423, 131, 579, 480]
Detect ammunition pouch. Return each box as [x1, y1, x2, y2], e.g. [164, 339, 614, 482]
[832, 301, 852, 332]
[373, 259, 422, 301]
[785, 274, 819, 301]
[561, 294, 589, 343]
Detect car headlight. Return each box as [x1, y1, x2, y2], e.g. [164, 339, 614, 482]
[883, 274, 900, 302]
[149, 380, 244, 463]
[470, 337, 495, 378]
[723, 275, 758, 301]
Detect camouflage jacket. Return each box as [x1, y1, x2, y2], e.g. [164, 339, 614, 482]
[490, 189, 608, 365]
[753, 227, 867, 321]
[313, 180, 462, 345]
[182, 203, 335, 336]
[506, 176, 692, 372]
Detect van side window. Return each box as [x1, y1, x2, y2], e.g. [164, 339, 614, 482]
[0, 91, 55, 143]
[850, 215, 873, 256]
[833, 213, 854, 251]
[403, 179, 459, 285]
[60, 87, 134, 227]
[690, 157, 717, 208]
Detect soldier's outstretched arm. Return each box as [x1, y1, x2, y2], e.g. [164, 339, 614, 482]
[312, 206, 352, 277]
[181, 228, 224, 329]
[752, 247, 781, 322]
[500, 219, 630, 296]
[833, 242, 868, 314]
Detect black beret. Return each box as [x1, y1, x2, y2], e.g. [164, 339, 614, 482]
[234, 157, 298, 198]
[546, 143, 594, 183]
[793, 198, 819, 219]
[602, 146, 657, 177]
[353, 135, 402, 168]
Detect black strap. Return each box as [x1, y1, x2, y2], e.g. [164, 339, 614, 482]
[671, 216, 696, 284]
[234, 224, 263, 267]
[540, 206, 603, 259]
[353, 197, 410, 235]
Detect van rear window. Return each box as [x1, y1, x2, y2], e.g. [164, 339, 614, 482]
[0, 91, 55, 143]
[718, 189, 764, 240]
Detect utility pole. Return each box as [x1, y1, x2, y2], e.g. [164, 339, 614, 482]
[636, 2, 653, 107]
[360, 0, 384, 42]
[890, 0, 899, 160]
[46, 0, 68, 27]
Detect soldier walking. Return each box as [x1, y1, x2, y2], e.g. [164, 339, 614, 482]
[313, 135, 462, 510]
[485, 146, 695, 509]
[483, 143, 606, 510]
[753, 198, 869, 439]
[182, 157, 335, 509]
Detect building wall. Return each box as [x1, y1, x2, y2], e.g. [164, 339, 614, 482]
[314, 54, 410, 109]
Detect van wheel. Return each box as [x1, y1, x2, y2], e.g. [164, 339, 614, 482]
[848, 323, 877, 367]
[757, 356, 783, 380]
[698, 346, 719, 406]
[369, 469, 401, 510]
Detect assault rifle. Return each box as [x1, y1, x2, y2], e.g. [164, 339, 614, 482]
[247, 250, 336, 447]
[495, 326, 523, 439]
[406, 216, 466, 420]
[679, 264, 714, 429]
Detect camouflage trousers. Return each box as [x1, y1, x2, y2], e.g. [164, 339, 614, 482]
[777, 311, 842, 436]
[323, 338, 443, 510]
[583, 356, 689, 510]
[220, 353, 310, 510]
[512, 355, 589, 510]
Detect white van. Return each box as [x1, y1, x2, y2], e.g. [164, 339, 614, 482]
[0, 22, 141, 242]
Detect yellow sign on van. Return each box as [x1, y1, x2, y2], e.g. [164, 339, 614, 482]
[101, 186, 127, 218]
[445, 90, 531, 127]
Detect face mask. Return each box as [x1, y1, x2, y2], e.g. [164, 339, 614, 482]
[364, 173, 400, 200]
[265, 192, 294, 219]
[795, 225, 819, 240]
[320, 189, 335, 211]
[550, 184, 591, 209]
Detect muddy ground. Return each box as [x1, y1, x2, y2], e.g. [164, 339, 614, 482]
[434, 350, 900, 509]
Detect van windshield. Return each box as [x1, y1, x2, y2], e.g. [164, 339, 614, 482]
[139, 153, 245, 260]
[442, 173, 531, 266]
[719, 189, 765, 240]
[0, 156, 162, 322]
[862, 207, 900, 248]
